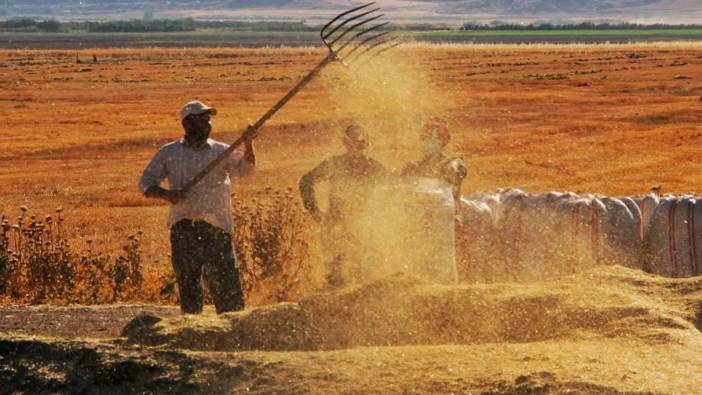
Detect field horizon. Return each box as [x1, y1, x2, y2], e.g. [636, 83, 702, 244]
[2, 29, 702, 49]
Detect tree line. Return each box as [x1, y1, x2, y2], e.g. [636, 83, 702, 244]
[191, 20, 317, 31]
[0, 18, 62, 32]
[0, 18, 316, 33]
[0, 18, 196, 32]
[1, 17, 701, 33]
[460, 21, 702, 30]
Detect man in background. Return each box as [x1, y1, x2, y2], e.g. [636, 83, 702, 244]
[140, 100, 256, 314]
[402, 117, 467, 201]
[299, 124, 387, 289]
[403, 118, 467, 285]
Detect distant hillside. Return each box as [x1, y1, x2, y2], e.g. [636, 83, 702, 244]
[436, 0, 696, 16]
[0, 0, 699, 24]
[221, 0, 341, 9]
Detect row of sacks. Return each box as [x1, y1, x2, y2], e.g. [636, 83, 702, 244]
[456, 189, 701, 282]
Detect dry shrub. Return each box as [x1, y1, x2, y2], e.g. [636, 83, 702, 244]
[233, 187, 313, 304]
[0, 207, 144, 304]
[0, 190, 314, 307]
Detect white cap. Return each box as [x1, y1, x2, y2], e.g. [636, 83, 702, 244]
[180, 100, 217, 121]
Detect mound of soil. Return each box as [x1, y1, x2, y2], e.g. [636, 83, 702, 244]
[2, 266, 701, 394]
[123, 266, 702, 351]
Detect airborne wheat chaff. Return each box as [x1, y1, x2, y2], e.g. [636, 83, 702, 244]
[306, 47, 459, 286]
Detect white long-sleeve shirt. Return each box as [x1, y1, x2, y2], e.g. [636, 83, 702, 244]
[139, 138, 253, 233]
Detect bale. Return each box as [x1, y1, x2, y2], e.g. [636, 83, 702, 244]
[644, 196, 702, 277]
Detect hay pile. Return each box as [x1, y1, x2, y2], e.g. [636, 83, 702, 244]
[3, 265, 702, 393]
[123, 266, 702, 351]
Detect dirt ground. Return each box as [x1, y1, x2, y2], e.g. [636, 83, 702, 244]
[1, 266, 701, 393]
[0, 304, 180, 339]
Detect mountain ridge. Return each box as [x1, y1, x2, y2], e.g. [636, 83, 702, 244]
[0, 0, 699, 24]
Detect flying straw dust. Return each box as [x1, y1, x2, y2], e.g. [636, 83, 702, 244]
[304, 49, 458, 287]
[320, 48, 452, 166]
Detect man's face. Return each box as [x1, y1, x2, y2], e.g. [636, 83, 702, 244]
[420, 135, 443, 157]
[342, 125, 369, 157]
[183, 112, 212, 142]
[343, 136, 368, 157]
[420, 124, 449, 156]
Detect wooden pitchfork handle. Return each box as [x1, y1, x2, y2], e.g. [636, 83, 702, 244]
[179, 2, 396, 195]
[179, 54, 335, 195]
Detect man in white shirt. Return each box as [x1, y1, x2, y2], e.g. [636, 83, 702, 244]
[402, 117, 466, 201]
[140, 100, 255, 314]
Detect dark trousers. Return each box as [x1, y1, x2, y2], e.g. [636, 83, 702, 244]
[170, 219, 244, 314]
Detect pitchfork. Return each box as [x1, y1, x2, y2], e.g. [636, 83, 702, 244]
[179, 2, 399, 195]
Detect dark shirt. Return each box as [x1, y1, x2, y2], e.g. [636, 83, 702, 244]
[299, 154, 387, 222]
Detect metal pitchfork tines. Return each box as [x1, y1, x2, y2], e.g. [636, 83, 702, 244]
[321, 2, 400, 66]
[179, 2, 399, 195]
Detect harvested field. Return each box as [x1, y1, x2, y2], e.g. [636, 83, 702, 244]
[1, 43, 702, 393]
[2, 43, 702, 262]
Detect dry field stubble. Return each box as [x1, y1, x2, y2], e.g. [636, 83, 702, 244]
[2, 43, 702, 394]
[1, 43, 702, 303]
